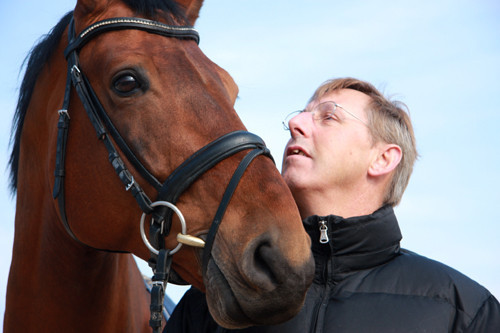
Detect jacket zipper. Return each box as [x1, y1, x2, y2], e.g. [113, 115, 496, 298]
[312, 219, 332, 333]
[319, 220, 329, 244]
[311, 220, 330, 333]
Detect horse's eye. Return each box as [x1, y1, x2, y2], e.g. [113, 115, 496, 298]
[113, 74, 141, 95]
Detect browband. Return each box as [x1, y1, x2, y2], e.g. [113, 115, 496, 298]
[65, 17, 199, 58]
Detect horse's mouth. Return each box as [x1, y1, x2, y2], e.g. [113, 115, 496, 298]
[200, 231, 313, 329]
[203, 257, 254, 329]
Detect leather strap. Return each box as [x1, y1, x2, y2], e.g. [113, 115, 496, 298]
[68, 52, 155, 214]
[65, 17, 199, 58]
[152, 131, 272, 233]
[147, 131, 273, 276]
[202, 148, 269, 274]
[53, 59, 78, 242]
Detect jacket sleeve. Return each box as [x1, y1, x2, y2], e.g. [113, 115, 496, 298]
[464, 294, 500, 332]
[164, 287, 220, 333]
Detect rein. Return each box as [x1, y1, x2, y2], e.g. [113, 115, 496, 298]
[53, 16, 273, 332]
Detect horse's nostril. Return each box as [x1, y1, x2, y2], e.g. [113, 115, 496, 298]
[206, 230, 314, 327]
[241, 234, 294, 292]
[253, 241, 280, 288]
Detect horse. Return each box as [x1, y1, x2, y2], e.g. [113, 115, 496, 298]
[3, 0, 314, 332]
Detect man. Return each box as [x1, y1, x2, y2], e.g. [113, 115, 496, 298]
[165, 77, 500, 332]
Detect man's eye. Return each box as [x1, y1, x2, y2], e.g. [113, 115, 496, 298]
[322, 112, 336, 120]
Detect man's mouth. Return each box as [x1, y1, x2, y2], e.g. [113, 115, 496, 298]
[287, 146, 309, 157]
[290, 149, 306, 156]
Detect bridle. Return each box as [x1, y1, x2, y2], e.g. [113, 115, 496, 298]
[53, 15, 273, 332]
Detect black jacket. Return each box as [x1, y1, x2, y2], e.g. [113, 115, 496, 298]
[166, 205, 500, 332]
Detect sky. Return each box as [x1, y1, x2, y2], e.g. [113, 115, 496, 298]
[1, 0, 499, 325]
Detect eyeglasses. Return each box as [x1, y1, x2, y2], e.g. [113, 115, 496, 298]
[282, 101, 369, 131]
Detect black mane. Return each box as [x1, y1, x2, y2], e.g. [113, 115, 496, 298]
[8, 11, 73, 194]
[8, 1, 188, 194]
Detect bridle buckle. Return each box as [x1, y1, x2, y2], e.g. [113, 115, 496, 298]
[125, 176, 135, 191]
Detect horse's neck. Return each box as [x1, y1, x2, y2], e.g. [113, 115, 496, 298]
[4, 204, 151, 332]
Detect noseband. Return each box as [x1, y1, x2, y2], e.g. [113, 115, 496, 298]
[54, 16, 273, 332]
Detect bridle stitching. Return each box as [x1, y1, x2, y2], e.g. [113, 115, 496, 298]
[78, 17, 199, 39]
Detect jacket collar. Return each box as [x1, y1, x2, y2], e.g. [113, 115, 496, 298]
[303, 205, 402, 281]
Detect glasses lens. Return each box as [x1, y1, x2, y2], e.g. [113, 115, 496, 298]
[282, 110, 303, 130]
[315, 102, 336, 121]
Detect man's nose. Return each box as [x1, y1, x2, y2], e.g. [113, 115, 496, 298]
[289, 112, 312, 138]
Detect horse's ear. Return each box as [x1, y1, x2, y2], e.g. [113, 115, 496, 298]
[74, 1, 203, 25]
[74, 0, 105, 20]
[176, 0, 204, 25]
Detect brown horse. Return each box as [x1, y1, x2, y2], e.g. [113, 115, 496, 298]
[4, 0, 314, 332]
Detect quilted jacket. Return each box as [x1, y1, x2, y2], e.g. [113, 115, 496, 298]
[165, 205, 500, 332]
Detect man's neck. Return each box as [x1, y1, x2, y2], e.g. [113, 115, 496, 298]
[293, 184, 384, 219]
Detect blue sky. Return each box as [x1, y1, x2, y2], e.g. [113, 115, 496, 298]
[1, 0, 499, 323]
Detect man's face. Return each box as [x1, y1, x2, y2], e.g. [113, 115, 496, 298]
[282, 88, 376, 196]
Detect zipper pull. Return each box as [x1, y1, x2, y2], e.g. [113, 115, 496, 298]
[319, 220, 329, 244]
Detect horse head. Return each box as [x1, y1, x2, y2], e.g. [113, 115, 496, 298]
[6, 0, 314, 330]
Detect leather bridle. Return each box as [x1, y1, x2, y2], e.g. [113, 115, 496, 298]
[53, 15, 273, 332]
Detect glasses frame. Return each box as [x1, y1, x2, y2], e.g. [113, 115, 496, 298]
[282, 101, 369, 130]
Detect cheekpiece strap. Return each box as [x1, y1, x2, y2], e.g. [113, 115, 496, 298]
[201, 148, 270, 274]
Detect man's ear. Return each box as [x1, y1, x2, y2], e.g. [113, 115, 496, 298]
[368, 144, 402, 177]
